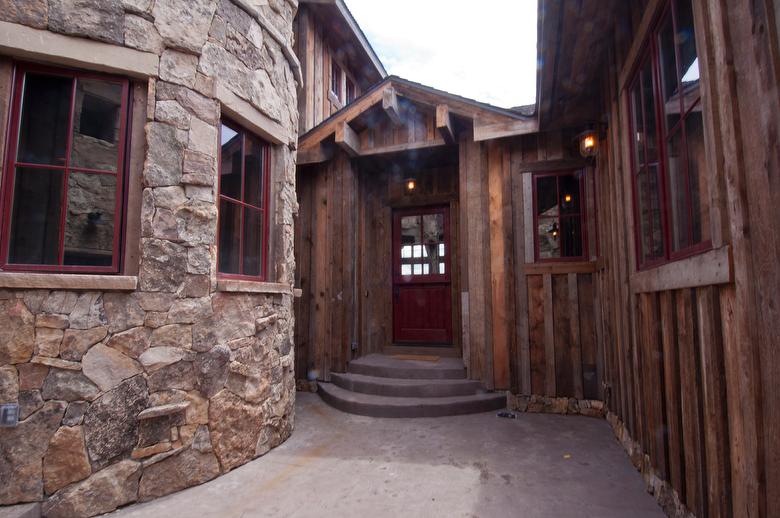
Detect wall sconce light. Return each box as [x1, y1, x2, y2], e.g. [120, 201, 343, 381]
[563, 194, 573, 204]
[578, 129, 599, 159]
[404, 178, 417, 194]
[548, 222, 559, 238]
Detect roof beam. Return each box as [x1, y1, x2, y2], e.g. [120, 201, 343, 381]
[382, 87, 403, 126]
[436, 104, 455, 144]
[297, 143, 334, 165]
[335, 121, 360, 157]
[473, 118, 540, 142]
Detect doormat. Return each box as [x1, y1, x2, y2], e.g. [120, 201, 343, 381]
[393, 354, 440, 362]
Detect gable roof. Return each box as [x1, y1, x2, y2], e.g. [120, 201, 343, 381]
[298, 75, 538, 150]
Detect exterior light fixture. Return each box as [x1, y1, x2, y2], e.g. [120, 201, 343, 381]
[578, 127, 600, 159]
[563, 194, 573, 204]
[405, 178, 417, 193]
[548, 222, 559, 238]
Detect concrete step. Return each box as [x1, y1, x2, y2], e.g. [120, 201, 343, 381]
[318, 382, 506, 418]
[347, 354, 466, 380]
[331, 372, 483, 398]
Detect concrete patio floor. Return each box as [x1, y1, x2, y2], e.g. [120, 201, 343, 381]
[108, 392, 663, 518]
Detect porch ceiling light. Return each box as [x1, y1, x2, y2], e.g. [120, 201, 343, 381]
[405, 178, 417, 193]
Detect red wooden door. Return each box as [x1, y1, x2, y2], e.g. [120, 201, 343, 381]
[392, 207, 452, 345]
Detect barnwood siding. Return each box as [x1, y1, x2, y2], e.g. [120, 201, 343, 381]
[586, 1, 780, 516]
[295, 6, 364, 134]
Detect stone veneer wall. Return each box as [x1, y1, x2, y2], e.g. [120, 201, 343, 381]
[0, 0, 300, 516]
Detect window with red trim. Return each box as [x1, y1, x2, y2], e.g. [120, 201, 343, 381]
[1, 64, 130, 273]
[533, 170, 587, 261]
[628, 0, 710, 269]
[218, 120, 271, 281]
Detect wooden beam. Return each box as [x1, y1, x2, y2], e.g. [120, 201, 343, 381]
[297, 144, 333, 165]
[474, 118, 539, 142]
[436, 104, 455, 144]
[382, 87, 402, 126]
[359, 138, 447, 157]
[630, 245, 733, 293]
[335, 121, 360, 157]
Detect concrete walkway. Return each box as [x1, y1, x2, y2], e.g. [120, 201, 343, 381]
[108, 393, 663, 518]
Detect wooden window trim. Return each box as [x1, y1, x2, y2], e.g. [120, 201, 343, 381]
[626, 0, 712, 272]
[330, 61, 342, 102]
[0, 62, 131, 275]
[532, 169, 588, 263]
[217, 118, 272, 282]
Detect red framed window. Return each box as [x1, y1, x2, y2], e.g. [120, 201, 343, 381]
[628, 0, 710, 269]
[1, 63, 130, 273]
[533, 170, 587, 262]
[330, 62, 342, 101]
[218, 120, 271, 281]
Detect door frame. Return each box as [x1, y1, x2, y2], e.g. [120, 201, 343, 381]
[391, 205, 454, 346]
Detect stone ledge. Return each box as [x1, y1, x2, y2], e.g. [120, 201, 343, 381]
[0, 21, 159, 78]
[138, 402, 190, 420]
[217, 83, 291, 146]
[0, 273, 138, 291]
[216, 279, 292, 295]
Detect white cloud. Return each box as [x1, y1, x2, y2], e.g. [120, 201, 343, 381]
[344, 0, 538, 108]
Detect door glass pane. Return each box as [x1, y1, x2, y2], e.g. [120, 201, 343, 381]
[63, 172, 115, 266]
[560, 217, 583, 258]
[244, 136, 265, 208]
[537, 217, 560, 259]
[220, 124, 242, 200]
[423, 214, 444, 275]
[8, 168, 63, 265]
[638, 166, 665, 262]
[685, 109, 709, 244]
[400, 215, 421, 275]
[242, 207, 263, 276]
[218, 199, 241, 274]
[536, 176, 558, 217]
[70, 79, 123, 171]
[675, 0, 700, 112]
[666, 128, 689, 251]
[17, 73, 72, 166]
[657, 14, 682, 132]
[559, 173, 581, 215]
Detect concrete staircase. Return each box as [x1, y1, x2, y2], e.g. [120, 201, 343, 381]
[317, 354, 506, 418]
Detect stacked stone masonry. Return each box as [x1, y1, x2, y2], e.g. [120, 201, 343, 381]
[0, 0, 300, 516]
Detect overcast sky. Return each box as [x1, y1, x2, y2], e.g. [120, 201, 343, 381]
[344, 0, 538, 109]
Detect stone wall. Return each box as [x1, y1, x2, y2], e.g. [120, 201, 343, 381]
[0, 0, 300, 516]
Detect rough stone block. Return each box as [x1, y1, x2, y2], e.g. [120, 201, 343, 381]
[43, 426, 91, 495]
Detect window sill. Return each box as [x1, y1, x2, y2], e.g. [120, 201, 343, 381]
[0, 272, 138, 291]
[216, 279, 293, 295]
[630, 245, 733, 293]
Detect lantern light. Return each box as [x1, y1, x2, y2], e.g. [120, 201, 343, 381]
[405, 178, 417, 193]
[578, 128, 599, 159]
[564, 194, 573, 203]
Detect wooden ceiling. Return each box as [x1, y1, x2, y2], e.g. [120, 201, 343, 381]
[537, 0, 622, 131]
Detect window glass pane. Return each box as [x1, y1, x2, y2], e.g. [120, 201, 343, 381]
[657, 14, 682, 132]
[70, 79, 122, 171]
[631, 82, 645, 167]
[685, 109, 709, 244]
[220, 124, 242, 200]
[218, 199, 240, 274]
[242, 207, 263, 276]
[63, 172, 115, 266]
[675, 0, 700, 112]
[640, 62, 658, 164]
[8, 168, 63, 265]
[559, 174, 581, 215]
[244, 136, 265, 208]
[401, 264, 412, 276]
[439, 263, 445, 274]
[560, 217, 583, 258]
[536, 176, 558, 217]
[17, 74, 72, 166]
[666, 129, 689, 251]
[537, 217, 560, 259]
[637, 166, 665, 262]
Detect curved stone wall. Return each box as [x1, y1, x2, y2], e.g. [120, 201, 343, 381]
[0, 1, 299, 516]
